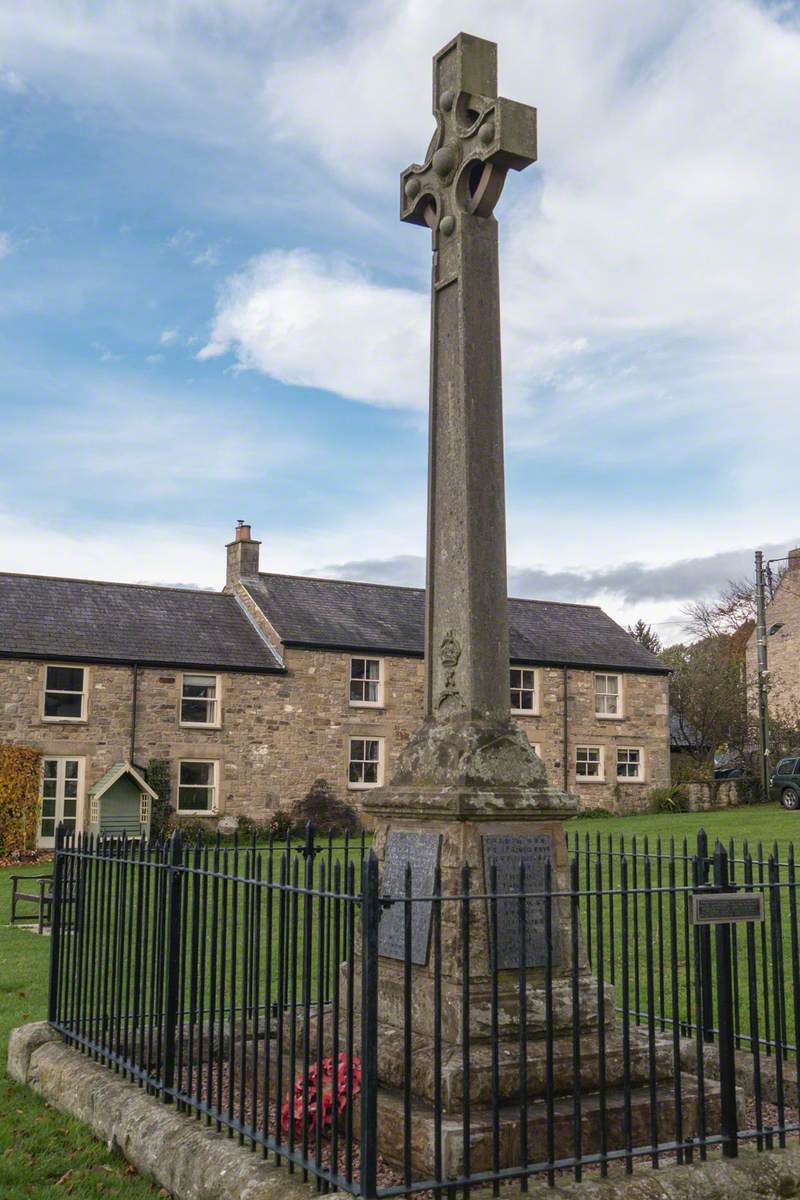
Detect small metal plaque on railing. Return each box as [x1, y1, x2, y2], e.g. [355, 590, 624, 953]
[378, 831, 441, 965]
[691, 891, 764, 925]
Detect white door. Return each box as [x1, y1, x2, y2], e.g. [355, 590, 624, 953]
[38, 758, 83, 848]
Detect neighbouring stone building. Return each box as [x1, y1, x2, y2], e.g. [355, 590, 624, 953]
[745, 547, 800, 723]
[0, 524, 670, 845]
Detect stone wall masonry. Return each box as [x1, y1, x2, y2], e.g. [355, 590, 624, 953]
[0, 651, 670, 827]
[513, 667, 671, 812]
[7, 1022, 346, 1200]
[0, 657, 290, 825]
[684, 779, 741, 811]
[261, 654, 669, 816]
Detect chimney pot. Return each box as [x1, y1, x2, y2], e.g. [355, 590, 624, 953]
[236, 523, 252, 543]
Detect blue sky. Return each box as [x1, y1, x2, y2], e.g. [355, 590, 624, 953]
[1, 0, 799, 641]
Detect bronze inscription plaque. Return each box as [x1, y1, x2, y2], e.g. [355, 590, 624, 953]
[482, 833, 561, 970]
[378, 831, 441, 965]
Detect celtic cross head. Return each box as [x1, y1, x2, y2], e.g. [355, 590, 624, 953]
[400, 32, 537, 239]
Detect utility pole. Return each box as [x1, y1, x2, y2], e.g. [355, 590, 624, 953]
[755, 549, 771, 803]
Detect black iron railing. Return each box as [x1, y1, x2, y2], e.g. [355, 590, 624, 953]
[48, 826, 800, 1197]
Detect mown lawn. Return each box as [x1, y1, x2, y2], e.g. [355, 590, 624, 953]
[564, 801, 800, 860]
[2, 804, 800, 1197]
[0, 863, 163, 1199]
[564, 803, 800, 1049]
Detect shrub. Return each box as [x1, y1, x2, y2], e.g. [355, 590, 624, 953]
[574, 806, 615, 820]
[237, 814, 273, 841]
[288, 778, 362, 837]
[269, 810, 294, 839]
[733, 775, 761, 806]
[647, 785, 689, 814]
[144, 757, 173, 839]
[169, 815, 218, 845]
[0, 744, 41, 857]
[671, 758, 715, 784]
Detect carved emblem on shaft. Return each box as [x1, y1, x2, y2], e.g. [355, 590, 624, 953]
[440, 630, 461, 668]
[437, 630, 465, 711]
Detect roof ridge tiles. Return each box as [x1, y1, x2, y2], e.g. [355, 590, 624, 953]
[0, 570, 224, 598]
[254, 571, 603, 611]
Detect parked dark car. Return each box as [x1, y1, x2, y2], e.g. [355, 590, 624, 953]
[770, 757, 800, 809]
[714, 766, 746, 780]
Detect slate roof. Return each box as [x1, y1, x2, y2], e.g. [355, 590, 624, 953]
[243, 573, 669, 674]
[0, 573, 282, 672]
[670, 710, 708, 751]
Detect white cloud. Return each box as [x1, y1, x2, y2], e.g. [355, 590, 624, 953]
[201, 0, 800, 472]
[192, 246, 220, 267]
[5, 0, 800, 592]
[0, 233, 13, 259]
[159, 327, 178, 344]
[200, 249, 429, 409]
[0, 70, 26, 94]
[0, 493, 426, 593]
[0, 507, 224, 588]
[1, 376, 313, 499]
[0, 1, 328, 159]
[167, 228, 197, 249]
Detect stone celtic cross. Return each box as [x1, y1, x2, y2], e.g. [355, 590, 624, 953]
[401, 33, 537, 723]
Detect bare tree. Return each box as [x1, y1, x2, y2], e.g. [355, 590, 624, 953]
[683, 578, 757, 641]
[683, 565, 788, 641]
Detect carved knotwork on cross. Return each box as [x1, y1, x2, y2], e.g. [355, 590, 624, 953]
[400, 32, 537, 239]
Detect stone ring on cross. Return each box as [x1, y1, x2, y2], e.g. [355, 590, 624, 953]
[400, 32, 537, 237]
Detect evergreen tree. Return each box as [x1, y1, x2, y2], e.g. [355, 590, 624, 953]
[626, 619, 663, 656]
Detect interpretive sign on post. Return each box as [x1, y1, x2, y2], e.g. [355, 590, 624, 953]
[378, 831, 441, 964]
[482, 833, 561, 969]
[691, 891, 764, 925]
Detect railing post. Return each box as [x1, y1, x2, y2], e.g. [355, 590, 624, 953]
[713, 842, 739, 1157]
[162, 829, 183, 1105]
[360, 849, 380, 1198]
[47, 822, 65, 1025]
[696, 830, 714, 1043]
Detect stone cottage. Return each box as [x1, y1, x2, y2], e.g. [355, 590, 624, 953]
[0, 524, 670, 844]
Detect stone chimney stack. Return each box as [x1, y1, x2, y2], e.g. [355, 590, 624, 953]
[788, 548, 800, 573]
[226, 520, 261, 588]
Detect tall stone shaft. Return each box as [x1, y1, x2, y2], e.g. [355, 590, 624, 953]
[425, 213, 508, 719]
[401, 31, 537, 725]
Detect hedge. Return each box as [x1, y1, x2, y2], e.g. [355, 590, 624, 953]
[0, 744, 42, 856]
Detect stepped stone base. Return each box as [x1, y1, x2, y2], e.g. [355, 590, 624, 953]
[358, 758, 721, 1183]
[354, 1075, 727, 1178]
[256, 1017, 728, 1181]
